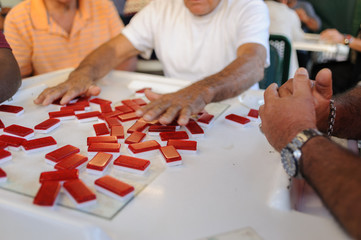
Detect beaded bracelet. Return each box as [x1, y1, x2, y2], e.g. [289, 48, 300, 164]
[327, 99, 336, 137]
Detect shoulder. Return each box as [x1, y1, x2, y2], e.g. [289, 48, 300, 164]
[228, 0, 267, 11]
[6, 0, 31, 20]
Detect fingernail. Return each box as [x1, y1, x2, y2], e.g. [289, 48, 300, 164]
[296, 68, 308, 75]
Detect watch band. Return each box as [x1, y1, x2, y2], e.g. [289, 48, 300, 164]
[281, 128, 323, 178]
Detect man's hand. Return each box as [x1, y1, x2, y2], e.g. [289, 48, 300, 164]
[259, 68, 317, 151]
[278, 68, 333, 132]
[320, 29, 344, 44]
[136, 86, 211, 126]
[34, 69, 101, 106]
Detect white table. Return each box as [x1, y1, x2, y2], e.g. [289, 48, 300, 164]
[293, 33, 349, 62]
[0, 69, 348, 240]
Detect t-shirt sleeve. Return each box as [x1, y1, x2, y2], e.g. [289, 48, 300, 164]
[235, 1, 270, 66]
[4, 7, 33, 77]
[121, 1, 157, 59]
[0, 32, 11, 49]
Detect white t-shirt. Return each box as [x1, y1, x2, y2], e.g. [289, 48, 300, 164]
[123, 0, 270, 83]
[266, 1, 305, 78]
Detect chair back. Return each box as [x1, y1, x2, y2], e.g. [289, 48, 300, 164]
[259, 45, 281, 89]
[269, 34, 292, 85]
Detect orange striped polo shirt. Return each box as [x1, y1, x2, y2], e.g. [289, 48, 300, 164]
[4, 0, 123, 77]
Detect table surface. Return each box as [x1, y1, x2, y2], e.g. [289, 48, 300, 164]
[0, 69, 349, 240]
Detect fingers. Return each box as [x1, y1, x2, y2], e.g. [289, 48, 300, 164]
[315, 68, 333, 99]
[139, 99, 171, 122]
[158, 105, 182, 125]
[177, 107, 192, 126]
[292, 68, 312, 97]
[278, 79, 293, 97]
[263, 83, 279, 103]
[34, 84, 69, 106]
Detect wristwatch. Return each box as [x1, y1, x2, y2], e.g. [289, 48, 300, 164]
[280, 128, 323, 178]
[343, 34, 354, 45]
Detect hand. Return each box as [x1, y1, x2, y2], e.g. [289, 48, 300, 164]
[136, 86, 210, 126]
[278, 68, 333, 132]
[259, 68, 317, 151]
[295, 8, 309, 23]
[34, 69, 101, 106]
[320, 29, 344, 44]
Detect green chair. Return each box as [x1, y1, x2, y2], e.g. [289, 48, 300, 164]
[259, 34, 292, 89]
[259, 45, 281, 89]
[269, 34, 292, 85]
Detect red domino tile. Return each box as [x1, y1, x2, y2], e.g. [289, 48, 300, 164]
[0, 135, 25, 149]
[100, 103, 113, 113]
[48, 109, 75, 119]
[132, 98, 147, 106]
[99, 110, 123, 120]
[0, 149, 11, 164]
[87, 136, 118, 145]
[0, 104, 24, 116]
[33, 181, 61, 206]
[127, 119, 149, 133]
[0, 119, 4, 129]
[95, 175, 134, 200]
[105, 117, 122, 128]
[63, 179, 96, 206]
[148, 125, 176, 134]
[159, 131, 189, 141]
[93, 123, 109, 136]
[114, 105, 133, 114]
[225, 114, 250, 125]
[118, 112, 139, 122]
[89, 98, 112, 105]
[125, 131, 146, 144]
[0, 141, 7, 150]
[45, 145, 80, 164]
[55, 154, 88, 170]
[60, 105, 86, 112]
[76, 111, 101, 121]
[135, 87, 151, 94]
[0, 168, 7, 181]
[160, 145, 182, 165]
[167, 139, 197, 151]
[4, 124, 34, 138]
[39, 169, 79, 183]
[113, 155, 150, 171]
[34, 118, 61, 133]
[87, 152, 112, 171]
[128, 140, 160, 154]
[88, 142, 121, 153]
[197, 112, 214, 124]
[185, 120, 204, 135]
[22, 136, 57, 152]
[121, 99, 137, 107]
[111, 125, 124, 139]
[247, 109, 259, 118]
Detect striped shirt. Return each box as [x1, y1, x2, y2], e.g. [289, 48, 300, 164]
[4, 0, 123, 77]
[0, 32, 10, 49]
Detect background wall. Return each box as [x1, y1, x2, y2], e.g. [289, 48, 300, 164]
[1, 0, 22, 7]
[308, 0, 361, 35]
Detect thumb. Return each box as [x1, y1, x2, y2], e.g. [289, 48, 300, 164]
[144, 89, 162, 101]
[86, 85, 101, 97]
[315, 68, 333, 100]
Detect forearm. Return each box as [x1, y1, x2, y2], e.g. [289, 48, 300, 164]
[72, 34, 139, 82]
[332, 87, 361, 139]
[303, 18, 320, 32]
[188, 43, 266, 104]
[349, 38, 361, 53]
[301, 136, 361, 239]
[0, 49, 21, 103]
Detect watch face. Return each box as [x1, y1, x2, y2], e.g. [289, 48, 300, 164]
[281, 149, 297, 177]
